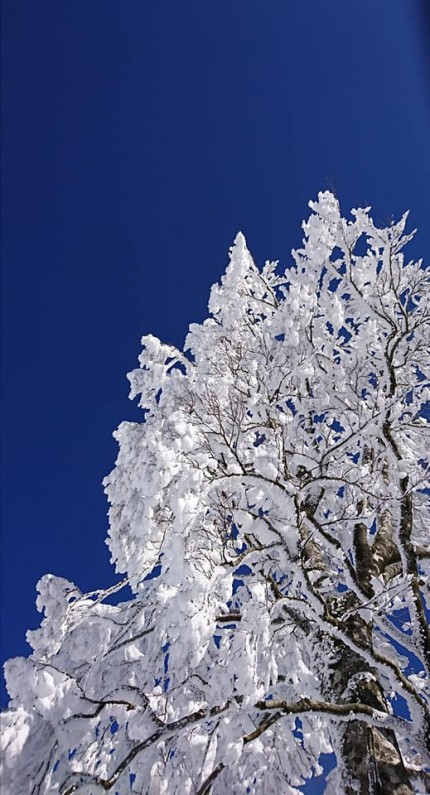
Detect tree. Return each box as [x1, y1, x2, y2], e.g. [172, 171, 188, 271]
[1, 192, 429, 795]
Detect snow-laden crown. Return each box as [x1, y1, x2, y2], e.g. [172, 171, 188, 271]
[2, 192, 429, 795]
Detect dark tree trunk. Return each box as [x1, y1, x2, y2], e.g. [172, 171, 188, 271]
[300, 503, 420, 794]
[329, 595, 415, 795]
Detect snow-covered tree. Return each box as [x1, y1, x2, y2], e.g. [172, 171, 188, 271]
[1, 192, 429, 795]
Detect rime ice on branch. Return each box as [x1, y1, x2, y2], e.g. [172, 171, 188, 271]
[1, 193, 429, 794]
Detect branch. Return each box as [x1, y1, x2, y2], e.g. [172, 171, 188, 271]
[216, 612, 242, 623]
[382, 420, 430, 670]
[196, 762, 225, 795]
[243, 697, 410, 743]
[255, 697, 399, 722]
[65, 702, 231, 792]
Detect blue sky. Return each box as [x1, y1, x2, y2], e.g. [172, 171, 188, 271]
[1, 0, 429, 723]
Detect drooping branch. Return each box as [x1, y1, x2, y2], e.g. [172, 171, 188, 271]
[70, 702, 232, 793]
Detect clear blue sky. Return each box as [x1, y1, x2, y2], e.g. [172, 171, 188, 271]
[1, 0, 429, 718]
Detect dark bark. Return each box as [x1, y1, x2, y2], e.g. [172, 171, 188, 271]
[329, 595, 415, 795]
[297, 477, 427, 794]
[353, 522, 375, 598]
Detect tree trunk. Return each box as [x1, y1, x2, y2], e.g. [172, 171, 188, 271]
[329, 594, 415, 795]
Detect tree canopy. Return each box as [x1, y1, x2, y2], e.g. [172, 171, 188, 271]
[1, 192, 429, 794]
